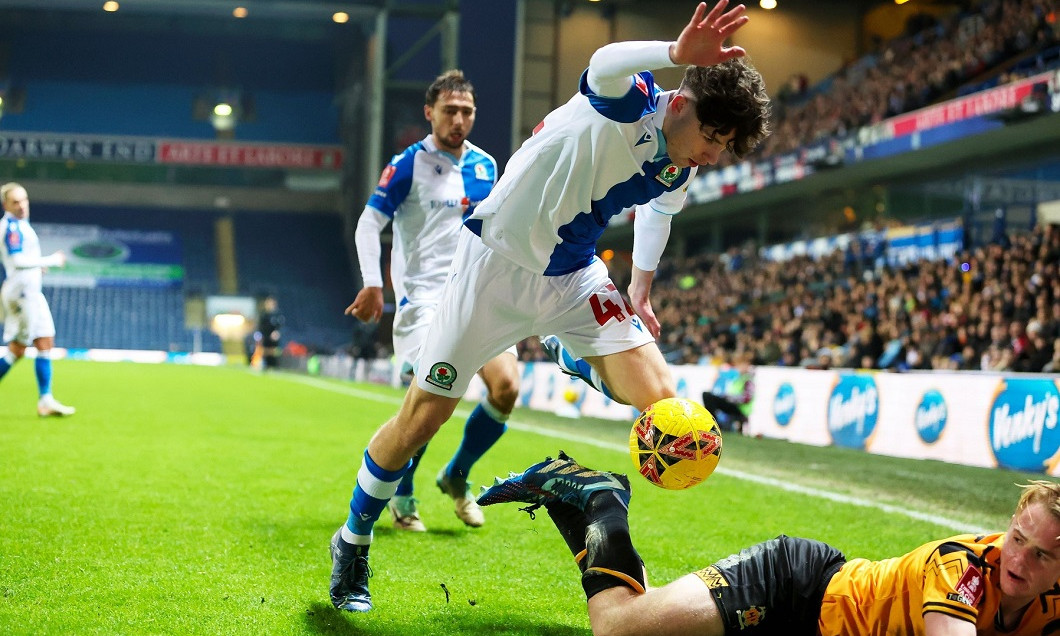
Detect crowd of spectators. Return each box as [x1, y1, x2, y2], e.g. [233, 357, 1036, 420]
[522, 222, 1059, 375]
[726, 0, 1058, 167]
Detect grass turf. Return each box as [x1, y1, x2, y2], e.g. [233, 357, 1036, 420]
[0, 361, 1044, 634]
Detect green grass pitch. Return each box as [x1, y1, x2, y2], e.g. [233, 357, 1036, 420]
[0, 360, 1041, 634]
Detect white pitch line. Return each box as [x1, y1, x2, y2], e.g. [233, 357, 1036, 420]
[286, 374, 992, 534]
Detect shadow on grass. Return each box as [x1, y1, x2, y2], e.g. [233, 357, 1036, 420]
[302, 601, 588, 635]
[372, 525, 466, 538]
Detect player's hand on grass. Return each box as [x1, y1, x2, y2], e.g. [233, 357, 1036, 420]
[346, 286, 383, 323]
[669, 0, 748, 67]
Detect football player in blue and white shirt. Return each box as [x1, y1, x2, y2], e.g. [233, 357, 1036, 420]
[331, 1, 771, 613]
[345, 71, 520, 534]
[0, 182, 76, 417]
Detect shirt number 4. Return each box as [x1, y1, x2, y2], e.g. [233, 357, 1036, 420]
[589, 283, 635, 326]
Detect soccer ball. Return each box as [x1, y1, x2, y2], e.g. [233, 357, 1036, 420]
[629, 397, 722, 490]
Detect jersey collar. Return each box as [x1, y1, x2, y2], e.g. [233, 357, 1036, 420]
[650, 91, 674, 162]
[422, 134, 468, 165]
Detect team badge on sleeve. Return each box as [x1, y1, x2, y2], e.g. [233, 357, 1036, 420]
[634, 74, 649, 97]
[378, 164, 397, 187]
[952, 564, 984, 606]
[655, 163, 681, 187]
[426, 362, 457, 390]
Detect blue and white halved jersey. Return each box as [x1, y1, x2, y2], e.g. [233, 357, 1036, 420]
[0, 212, 51, 297]
[367, 135, 497, 304]
[468, 69, 696, 276]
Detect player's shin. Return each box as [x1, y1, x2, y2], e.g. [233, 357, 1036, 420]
[34, 349, 53, 396]
[545, 501, 590, 569]
[396, 444, 428, 497]
[0, 347, 14, 380]
[347, 449, 411, 539]
[581, 491, 646, 598]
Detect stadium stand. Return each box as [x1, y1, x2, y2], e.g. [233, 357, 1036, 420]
[232, 211, 356, 352]
[12, 198, 355, 360]
[29, 203, 222, 353]
[540, 221, 1060, 375]
[734, 0, 1059, 166]
[22, 203, 355, 356]
[2, 26, 344, 143]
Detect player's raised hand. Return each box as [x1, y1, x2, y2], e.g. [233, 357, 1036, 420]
[669, 0, 748, 68]
[345, 286, 383, 323]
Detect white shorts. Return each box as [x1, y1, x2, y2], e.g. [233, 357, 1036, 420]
[396, 296, 518, 377]
[2, 287, 57, 345]
[415, 231, 652, 396]
[393, 299, 437, 373]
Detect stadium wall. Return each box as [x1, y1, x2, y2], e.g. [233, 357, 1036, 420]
[315, 353, 1060, 476]
[474, 363, 1060, 477]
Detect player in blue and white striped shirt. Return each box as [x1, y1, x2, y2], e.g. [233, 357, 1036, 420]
[331, 1, 771, 613]
[345, 71, 519, 536]
[0, 182, 76, 417]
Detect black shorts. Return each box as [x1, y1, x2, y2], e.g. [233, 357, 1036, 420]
[693, 535, 845, 636]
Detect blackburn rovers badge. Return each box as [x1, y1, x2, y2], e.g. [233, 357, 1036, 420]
[655, 163, 681, 187]
[426, 362, 457, 390]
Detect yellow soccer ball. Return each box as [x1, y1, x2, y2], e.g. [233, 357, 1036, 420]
[629, 397, 722, 490]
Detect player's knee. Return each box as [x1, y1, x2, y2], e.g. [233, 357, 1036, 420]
[588, 604, 636, 636]
[489, 377, 519, 413]
[629, 381, 675, 413]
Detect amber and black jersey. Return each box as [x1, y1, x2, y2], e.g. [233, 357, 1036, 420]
[819, 532, 1060, 635]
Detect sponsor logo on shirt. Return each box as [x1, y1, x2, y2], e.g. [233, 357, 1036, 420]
[635, 131, 653, 146]
[378, 164, 397, 187]
[429, 199, 464, 210]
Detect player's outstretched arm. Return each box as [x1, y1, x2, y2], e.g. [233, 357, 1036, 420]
[669, 0, 748, 68]
[923, 612, 976, 636]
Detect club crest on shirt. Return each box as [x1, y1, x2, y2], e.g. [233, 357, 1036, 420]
[474, 163, 490, 181]
[655, 163, 681, 187]
[736, 605, 766, 628]
[426, 362, 457, 390]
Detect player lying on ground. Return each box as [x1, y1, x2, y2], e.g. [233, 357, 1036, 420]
[478, 452, 1060, 636]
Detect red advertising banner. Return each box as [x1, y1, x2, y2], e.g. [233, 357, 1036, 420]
[157, 141, 343, 169]
[884, 72, 1051, 138]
